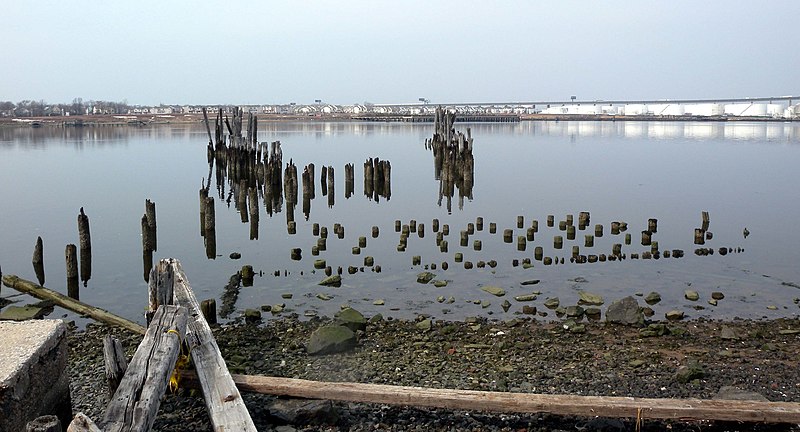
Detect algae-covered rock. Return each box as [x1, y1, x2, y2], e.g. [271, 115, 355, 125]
[481, 286, 506, 297]
[319, 275, 342, 287]
[644, 292, 662, 305]
[416, 272, 436, 284]
[666, 309, 685, 321]
[306, 325, 356, 355]
[335, 307, 367, 332]
[578, 291, 604, 306]
[543, 297, 560, 309]
[684, 290, 700, 301]
[514, 294, 537, 302]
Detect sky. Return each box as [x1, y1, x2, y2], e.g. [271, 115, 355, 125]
[2, 1, 798, 106]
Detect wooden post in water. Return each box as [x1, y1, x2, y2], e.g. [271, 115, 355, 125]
[66, 244, 79, 300]
[201, 299, 217, 325]
[199, 185, 208, 237]
[702, 211, 710, 231]
[648, 218, 658, 233]
[145, 200, 157, 252]
[204, 196, 217, 259]
[32, 236, 45, 285]
[78, 208, 92, 286]
[142, 215, 153, 282]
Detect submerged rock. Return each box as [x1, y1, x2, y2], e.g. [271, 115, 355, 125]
[684, 290, 700, 301]
[543, 298, 560, 309]
[481, 286, 506, 297]
[644, 292, 662, 305]
[319, 275, 342, 287]
[416, 272, 435, 284]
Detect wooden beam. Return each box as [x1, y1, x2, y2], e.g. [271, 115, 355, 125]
[1, 274, 145, 335]
[180, 373, 800, 425]
[102, 305, 188, 432]
[169, 259, 257, 431]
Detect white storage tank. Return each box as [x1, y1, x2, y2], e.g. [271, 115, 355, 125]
[724, 103, 768, 117]
[623, 104, 647, 115]
[685, 103, 723, 116]
[767, 104, 784, 117]
[576, 105, 600, 115]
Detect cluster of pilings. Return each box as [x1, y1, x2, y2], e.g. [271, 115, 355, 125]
[377, 211, 743, 273]
[425, 107, 475, 212]
[363, 158, 391, 202]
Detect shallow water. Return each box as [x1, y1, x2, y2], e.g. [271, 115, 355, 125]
[1, 120, 799, 325]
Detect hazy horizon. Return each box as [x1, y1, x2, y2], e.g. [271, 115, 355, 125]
[3, 1, 798, 106]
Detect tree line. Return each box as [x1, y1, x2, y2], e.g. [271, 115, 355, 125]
[0, 98, 131, 117]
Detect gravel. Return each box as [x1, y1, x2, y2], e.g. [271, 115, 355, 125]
[67, 315, 800, 431]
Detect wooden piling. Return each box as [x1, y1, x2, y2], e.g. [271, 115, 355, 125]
[432, 219, 440, 232]
[648, 218, 658, 233]
[476, 217, 483, 231]
[547, 215, 554, 227]
[566, 225, 576, 241]
[503, 229, 513, 243]
[526, 228, 535, 241]
[474, 240, 482, 251]
[142, 215, 154, 282]
[702, 211, 710, 231]
[585, 235, 594, 248]
[554, 236, 563, 249]
[201, 299, 217, 325]
[694, 229, 705, 245]
[145, 200, 157, 252]
[442, 224, 450, 236]
[517, 216, 524, 229]
[395, 220, 402, 232]
[78, 208, 92, 286]
[641, 230, 652, 246]
[32, 236, 45, 285]
[531, 220, 538, 232]
[204, 196, 217, 259]
[460, 230, 469, 247]
[517, 236, 526, 251]
[372, 226, 379, 238]
[594, 224, 603, 238]
[359, 236, 367, 248]
[66, 244, 79, 300]
[417, 223, 425, 238]
[489, 223, 496, 234]
[534, 246, 543, 261]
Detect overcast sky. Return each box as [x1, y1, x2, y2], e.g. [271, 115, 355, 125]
[2, 1, 798, 106]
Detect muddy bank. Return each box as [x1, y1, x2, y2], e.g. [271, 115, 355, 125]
[67, 315, 800, 431]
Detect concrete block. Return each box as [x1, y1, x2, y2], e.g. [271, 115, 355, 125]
[0, 320, 71, 431]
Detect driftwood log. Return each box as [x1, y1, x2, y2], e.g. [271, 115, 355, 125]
[180, 373, 800, 424]
[1, 274, 145, 334]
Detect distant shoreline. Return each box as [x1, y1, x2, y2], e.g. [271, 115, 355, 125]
[1, 112, 797, 128]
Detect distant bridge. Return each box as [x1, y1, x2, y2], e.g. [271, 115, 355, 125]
[376, 95, 798, 109]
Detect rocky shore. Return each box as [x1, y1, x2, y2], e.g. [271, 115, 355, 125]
[67, 314, 800, 431]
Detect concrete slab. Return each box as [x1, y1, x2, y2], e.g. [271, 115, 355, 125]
[0, 320, 71, 431]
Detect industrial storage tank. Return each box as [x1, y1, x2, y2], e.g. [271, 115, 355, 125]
[684, 103, 723, 116]
[724, 103, 768, 117]
[576, 105, 600, 115]
[623, 104, 647, 115]
[767, 104, 784, 117]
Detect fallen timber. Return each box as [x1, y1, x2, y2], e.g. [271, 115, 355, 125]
[1, 274, 145, 334]
[180, 373, 800, 425]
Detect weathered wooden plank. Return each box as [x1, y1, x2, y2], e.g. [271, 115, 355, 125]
[102, 305, 188, 432]
[1, 274, 146, 334]
[103, 335, 128, 397]
[169, 259, 257, 431]
[181, 373, 800, 425]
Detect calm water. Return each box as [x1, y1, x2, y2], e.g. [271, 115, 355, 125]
[1, 121, 799, 325]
